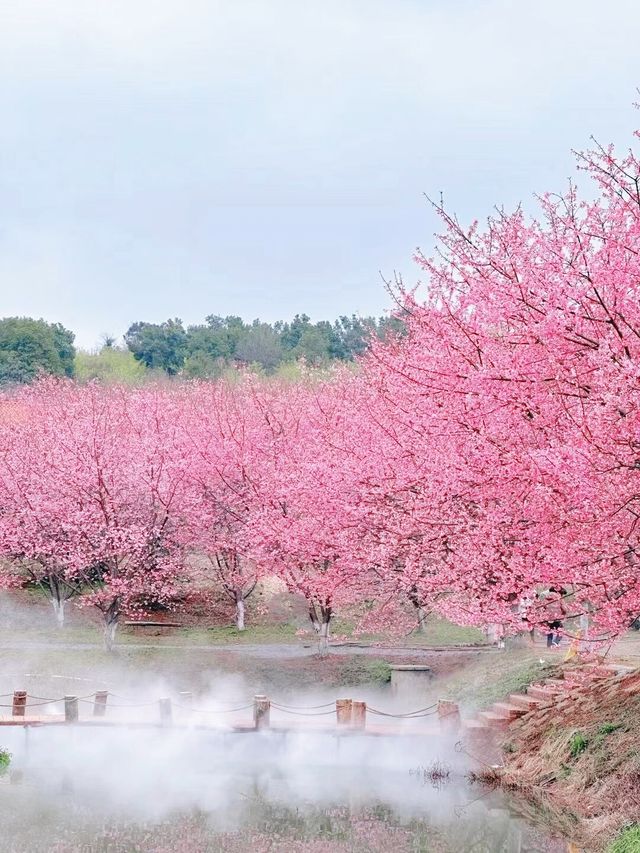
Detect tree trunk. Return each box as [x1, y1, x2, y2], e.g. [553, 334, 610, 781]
[103, 601, 120, 652]
[104, 617, 118, 652]
[318, 617, 331, 656]
[235, 595, 246, 631]
[415, 605, 428, 634]
[408, 589, 428, 635]
[50, 595, 66, 628]
[308, 604, 321, 634]
[48, 575, 68, 628]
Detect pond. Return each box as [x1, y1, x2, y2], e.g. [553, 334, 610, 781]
[0, 727, 571, 852]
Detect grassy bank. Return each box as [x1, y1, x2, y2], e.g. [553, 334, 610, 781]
[434, 648, 557, 711]
[489, 669, 640, 851]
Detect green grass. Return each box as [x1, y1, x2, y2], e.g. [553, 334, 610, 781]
[4, 587, 487, 650]
[569, 732, 589, 759]
[608, 825, 640, 853]
[0, 622, 302, 648]
[0, 749, 11, 774]
[598, 722, 623, 736]
[403, 617, 485, 647]
[175, 623, 300, 644]
[437, 650, 555, 710]
[333, 658, 392, 686]
[334, 615, 485, 648]
[3, 614, 485, 650]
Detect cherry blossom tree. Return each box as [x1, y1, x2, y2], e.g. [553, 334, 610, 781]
[0, 387, 88, 626]
[245, 375, 371, 653]
[362, 120, 640, 641]
[179, 382, 266, 631]
[75, 384, 187, 650]
[0, 381, 187, 649]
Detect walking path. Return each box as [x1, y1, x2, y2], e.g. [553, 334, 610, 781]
[0, 639, 498, 658]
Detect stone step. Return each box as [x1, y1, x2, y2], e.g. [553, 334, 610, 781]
[563, 670, 599, 687]
[532, 679, 563, 692]
[509, 694, 542, 711]
[526, 685, 558, 701]
[477, 711, 510, 729]
[492, 702, 527, 721]
[563, 668, 589, 682]
[583, 663, 621, 678]
[461, 719, 490, 731]
[544, 678, 569, 689]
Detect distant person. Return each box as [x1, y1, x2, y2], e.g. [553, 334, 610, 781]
[542, 585, 567, 647]
[545, 618, 562, 647]
[517, 593, 536, 644]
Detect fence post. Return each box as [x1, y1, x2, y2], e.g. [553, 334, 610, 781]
[351, 700, 367, 730]
[159, 697, 172, 726]
[336, 698, 352, 727]
[437, 699, 460, 733]
[93, 691, 108, 717]
[12, 691, 26, 717]
[253, 695, 270, 730]
[64, 696, 79, 723]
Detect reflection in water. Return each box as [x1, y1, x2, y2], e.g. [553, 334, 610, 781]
[0, 727, 569, 852]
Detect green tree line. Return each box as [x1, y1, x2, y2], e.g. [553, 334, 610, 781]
[0, 313, 403, 385]
[123, 313, 403, 377]
[0, 317, 75, 385]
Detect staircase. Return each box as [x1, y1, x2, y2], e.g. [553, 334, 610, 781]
[462, 661, 636, 748]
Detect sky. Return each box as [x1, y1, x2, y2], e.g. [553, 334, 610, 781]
[1, 0, 640, 349]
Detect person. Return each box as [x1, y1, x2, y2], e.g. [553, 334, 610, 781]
[542, 585, 567, 648]
[545, 618, 562, 647]
[517, 593, 535, 644]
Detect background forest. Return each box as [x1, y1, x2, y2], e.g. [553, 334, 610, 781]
[0, 313, 405, 385]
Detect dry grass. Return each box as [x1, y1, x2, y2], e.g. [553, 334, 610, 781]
[483, 671, 640, 850]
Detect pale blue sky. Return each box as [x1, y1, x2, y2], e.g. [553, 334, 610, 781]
[1, 0, 640, 348]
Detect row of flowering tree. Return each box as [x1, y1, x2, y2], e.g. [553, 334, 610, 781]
[1, 123, 640, 649]
[0, 376, 366, 650]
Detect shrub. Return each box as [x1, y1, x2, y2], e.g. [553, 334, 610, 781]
[598, 722, 622, 736]
[569, 732, 589, 758]
[366, 659, 393, 684]
[0, 749, 11, 773]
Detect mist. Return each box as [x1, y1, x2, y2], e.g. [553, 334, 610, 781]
[0, 593, 562, 852]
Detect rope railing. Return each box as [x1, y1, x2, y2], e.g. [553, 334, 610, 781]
[0, 695, 66, 706]
[8, 692, 437, 716]
[173, 703, 254, 715]
[76, 697, 159, 709]
[366, 703, 439, 718]
[270, 705, 336, 717]
[106, 691, 249, 706]
[0, 689, 460, 733]
[27, 692, 96, 703]
[367, 707, 439, 718]
[270, 700, 335, 711]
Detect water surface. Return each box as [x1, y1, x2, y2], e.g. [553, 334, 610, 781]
[0, 727, 569, 852]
